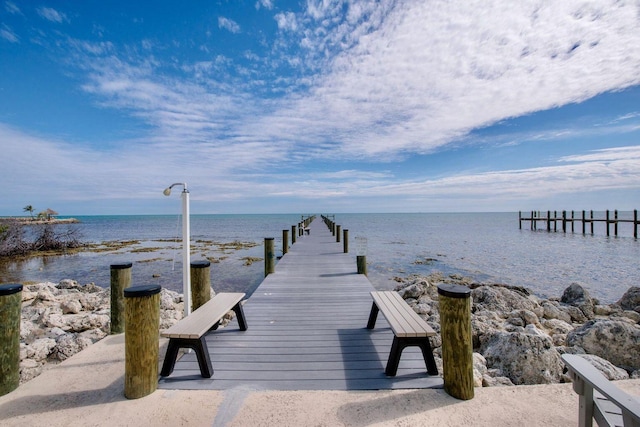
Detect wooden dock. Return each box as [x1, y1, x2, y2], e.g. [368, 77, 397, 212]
[158, 218, 443, 391]
[519, 209, 639, 237]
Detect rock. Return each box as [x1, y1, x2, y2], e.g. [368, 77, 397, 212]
[473, 352, 488, 387]
[20, 359, 43, 382]
[560, 305, 588, 324]
[561, 283, 595, 319]
[25, 338, 57, 362]
[398, 284, 424, 299]
[541, 301, 573, 323]
[616, 287, 640, 312]
[574, 354, 629, 381]
[61, 299, 82, 314]
[482, 331, 563, 385]
[482, 374, 515, 387]
[612, 310, 640, 323]
[51, 333, 93, 361]
[472, 286, 540, 315]
[567, 320, 640, 372]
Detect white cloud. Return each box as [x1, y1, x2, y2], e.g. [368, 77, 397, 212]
[5, 1, 20, 14]
[275, 12, 297, 31]
[0, 24, 18, 43]
[218, 16, 240, 34]
[255, 0, 273, 10]
[37, 7, 68, 23]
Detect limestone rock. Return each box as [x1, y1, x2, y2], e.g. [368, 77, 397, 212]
[567, 320, 640, 372]
[472, 285, 540, 315]
[561, 283, 595, 319]
[482, 331, 563, 385]
[616, 286, 640, 312]
[573, 354, 629, 381]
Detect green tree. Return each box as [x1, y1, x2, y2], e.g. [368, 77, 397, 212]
[23, 205, 35, 219]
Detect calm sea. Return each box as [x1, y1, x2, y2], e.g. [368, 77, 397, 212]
[1, 212, 638, 304]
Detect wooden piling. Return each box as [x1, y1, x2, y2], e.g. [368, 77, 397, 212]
[0, 284, 22, 397]
[582, 210, 586, 234]
[615, 210, 618, 236]
[110, 262, 132, 334]
[635, 210, 638, 239]
[291, 225, 296, 244]
[283, 229, 289, 254]
[264, 237, 275, 276]
[357, 255, 367, 275]
[343, 229, 349, 253]
[606, 210, 610, 236]
[336, 225, 341, 243]
[124, 284, 160, 399]
[191, 260, 212, 312]
[438, 283, 474, 400]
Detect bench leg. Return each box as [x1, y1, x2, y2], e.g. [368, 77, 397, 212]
[160, 339, 181, 377]
[385, 337, 439, 377]
[366, 302, 379, 329]
[233, 302, 248, 331]
[159, 337, 213, 378]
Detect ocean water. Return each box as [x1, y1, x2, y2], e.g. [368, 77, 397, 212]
[1, 212, 638, 304]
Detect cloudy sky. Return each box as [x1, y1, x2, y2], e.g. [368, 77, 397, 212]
[1, 0, 639, 215]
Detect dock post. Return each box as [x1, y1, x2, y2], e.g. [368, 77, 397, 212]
[562, 210, 567, 233]
[582, 210, 586, 234]
[357, 256, 367, 275]
[519, 211, 521, 229]
[124, 284, 160, 399]
[606, 210, 610, 236]
[438, 283, 474, 400]
[635, 210, 638, 239]
[191, 260, 211, 312]
[0, 284, 22, 397]
[291, 225, 296, 244]
[110, 262, 132, 334]
[590, 210, 594, 234]
[283, 229, 289, 254]
[343, 229, 349, 253]
[614, 210, 618, 236]
[571, 211, 575, 233]
[554, 211, 557, 232]
[264, 237, 275, 276]
[547, 210, 551, 232]
[336, 225, 341, 243]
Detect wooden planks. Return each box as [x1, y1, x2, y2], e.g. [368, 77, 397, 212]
[370, 291, 436, 338]
[158, 219, 443, 391]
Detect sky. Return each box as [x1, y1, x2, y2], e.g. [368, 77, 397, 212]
[1, 0, 640, 215]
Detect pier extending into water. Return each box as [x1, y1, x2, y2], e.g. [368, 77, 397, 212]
[158, 217, 443, 391]
[519, 210, 639, 238]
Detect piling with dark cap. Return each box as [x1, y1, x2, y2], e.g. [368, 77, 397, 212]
[264, 237, 275, 276]
[0, 284, 22, 396]
[124, 284, 160, 399]
[191, 260, 212, 312]
[438, 283, 474, 400]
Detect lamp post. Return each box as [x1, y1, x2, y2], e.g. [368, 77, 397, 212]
[163, 183, 191, 318]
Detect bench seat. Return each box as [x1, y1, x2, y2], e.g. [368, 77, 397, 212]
[160, 292, 247, 378]
[367, 291, 438, 376]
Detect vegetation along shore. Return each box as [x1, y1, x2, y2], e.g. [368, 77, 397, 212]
[15, 273, 640, 387]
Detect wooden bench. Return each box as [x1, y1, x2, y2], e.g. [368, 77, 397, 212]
[367, 291, 438, 376]
[160, 292, 247, 378]
[562, 354, 640, 427]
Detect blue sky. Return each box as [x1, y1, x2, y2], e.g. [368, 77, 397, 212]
[1, 1, 640, 215]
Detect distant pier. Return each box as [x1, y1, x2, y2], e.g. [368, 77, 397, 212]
[519, 210, 639, 238]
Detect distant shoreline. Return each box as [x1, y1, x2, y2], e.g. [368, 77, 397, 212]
[1, 217, 80, 225]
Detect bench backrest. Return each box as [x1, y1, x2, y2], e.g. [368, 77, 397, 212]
[161, 292, 245, 339]
[562, 354, 640, 427]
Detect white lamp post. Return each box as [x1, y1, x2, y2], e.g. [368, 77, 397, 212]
[163, 183, 191, 318]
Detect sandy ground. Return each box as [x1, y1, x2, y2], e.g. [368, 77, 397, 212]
[1, 334, 638, 427]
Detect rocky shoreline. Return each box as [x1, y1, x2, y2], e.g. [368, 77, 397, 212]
[15, 275, 640, 387]
[393, 273, 640, 386]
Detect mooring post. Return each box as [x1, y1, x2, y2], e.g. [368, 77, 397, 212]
[124, 284, 160, 399]
[110, 262, 132, 334]
[519, 211, 522, 229]
[571, 210, 575, 233]
[635, 210, 638, 239]
[283, 229, 289, 254]
[606, 210, 610, 236]
[343, 229, 349, 253]
[562, 210, 567, 233]
[264, 237, 275, 276]
[614, 210, 618, 236]
[590, 210, 594, 234]
[191, 260, 212, 312]
[291, 225, 296, 244]
[336, 225, 341, 243]
[582, 210, 586, 234]
[0, 284, 22, 397]
[438, 283, 474, 400]
[547, 210, 551, 232]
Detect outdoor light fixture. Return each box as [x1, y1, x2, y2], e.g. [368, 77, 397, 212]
[163, 183, 191, 318]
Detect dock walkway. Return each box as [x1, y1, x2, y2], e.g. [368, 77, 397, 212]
[158, 218, 443, 390]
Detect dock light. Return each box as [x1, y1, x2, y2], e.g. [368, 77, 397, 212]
[163, 183, 191, 318]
